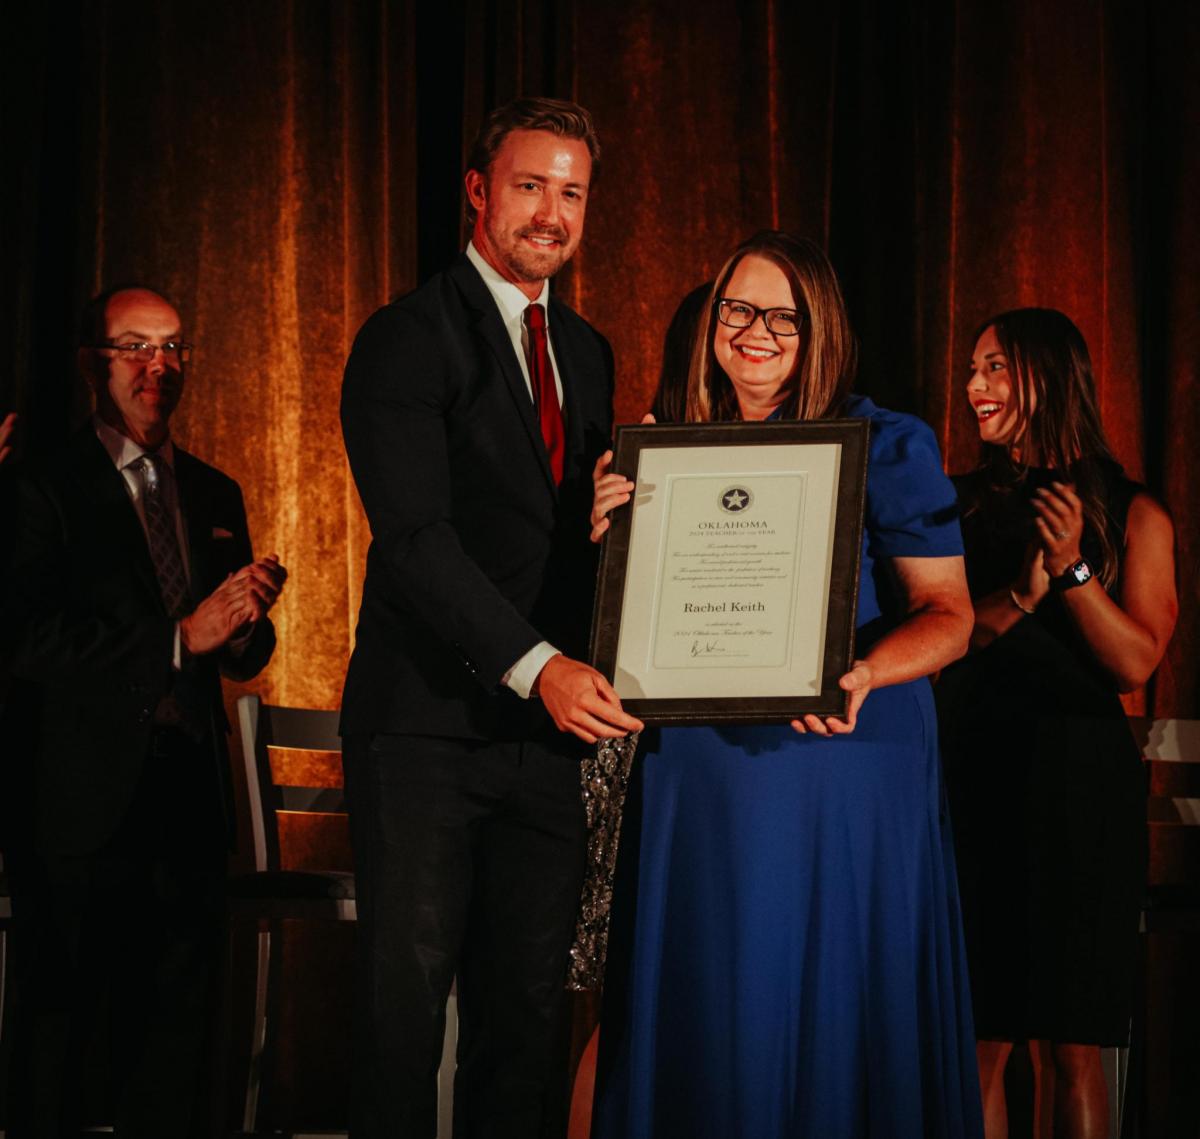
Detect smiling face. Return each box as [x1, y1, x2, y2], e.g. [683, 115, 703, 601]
[967, 324, 1033, 451]
[465, 128, 591, 300]
[81, 288, 185, 449]
[713, 254, 805, 419]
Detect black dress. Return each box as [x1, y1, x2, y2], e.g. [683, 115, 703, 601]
[935, 461, 1146, 1045]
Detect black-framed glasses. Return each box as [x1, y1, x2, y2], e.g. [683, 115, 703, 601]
[89, 341, 193, 364]
[715, 298, 806, 337]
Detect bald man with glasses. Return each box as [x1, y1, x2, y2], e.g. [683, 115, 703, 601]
[1, 285, 286, 1136]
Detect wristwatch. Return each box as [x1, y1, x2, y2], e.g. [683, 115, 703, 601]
[1049, 557, 1094, 592]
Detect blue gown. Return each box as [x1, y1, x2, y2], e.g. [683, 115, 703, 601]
[593, 396, 984, 1139]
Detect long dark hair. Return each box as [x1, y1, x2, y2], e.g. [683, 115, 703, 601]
[652, 282, 710, 424]
[973, 307, 1122, 585]
[683, 231, 857, 423]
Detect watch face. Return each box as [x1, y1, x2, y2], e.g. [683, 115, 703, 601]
[1051, 557, 1094, 593]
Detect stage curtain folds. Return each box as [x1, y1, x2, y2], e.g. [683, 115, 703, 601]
[2, 0, 1195, 721]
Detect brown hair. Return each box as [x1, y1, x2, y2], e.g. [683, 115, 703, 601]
[683, 231, 857, 423]
[465, 97, 600, 222]
[973, 307, 1122, 585]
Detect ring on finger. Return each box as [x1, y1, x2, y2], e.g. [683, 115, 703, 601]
[1055, 529, 1068, 539]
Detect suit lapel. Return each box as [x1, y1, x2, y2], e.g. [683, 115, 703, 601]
[69, 429, 165, 613]
[173, 449, 211, 596]
[448, 256, 558, 497]
[548, 298, 592, 478]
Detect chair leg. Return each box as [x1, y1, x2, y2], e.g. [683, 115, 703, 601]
[1115, 1044, 1130, 1132]
[436, 989, 458, 1139]
[1101, 1045, 1126, 1138]
[0, 926, 7, 1036]
[243, 926, 271, 1133]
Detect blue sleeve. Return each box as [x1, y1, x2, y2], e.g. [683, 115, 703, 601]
[865, 410, 964, 559]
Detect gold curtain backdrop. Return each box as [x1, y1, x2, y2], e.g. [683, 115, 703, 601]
[74, 2, 421, 712]
[3, 1, 1197, 1129]
[5, 0, 1193, 722]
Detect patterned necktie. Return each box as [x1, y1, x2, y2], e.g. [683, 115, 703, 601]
[525, 303, 565, 483]
[135, 452, 191, 618]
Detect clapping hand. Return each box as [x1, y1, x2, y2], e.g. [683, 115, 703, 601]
[1009, 538, 1050, 614]
[232, 554, 288, 614]
[180, 554, 287, 655]
[1032, 481, 1085, 577]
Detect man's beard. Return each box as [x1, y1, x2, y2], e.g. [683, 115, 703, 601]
[495, 223, 572, 281]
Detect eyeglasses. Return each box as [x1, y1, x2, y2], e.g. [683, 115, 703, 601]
[89, 341, 193, 364]
[715, 299, 806, 337]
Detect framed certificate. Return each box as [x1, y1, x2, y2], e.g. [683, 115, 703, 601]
[590, 419, 869, 725]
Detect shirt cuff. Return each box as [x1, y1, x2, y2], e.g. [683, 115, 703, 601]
[502, 642, 561, 700]
[172, 622, 183, 671]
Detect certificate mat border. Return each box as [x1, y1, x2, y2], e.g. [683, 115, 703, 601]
[590, 419, 869, 725]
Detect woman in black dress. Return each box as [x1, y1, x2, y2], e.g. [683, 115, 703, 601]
[936, 308, 1177, 1138]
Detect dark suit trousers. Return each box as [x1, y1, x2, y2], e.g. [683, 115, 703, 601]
[342, 732, 588, 1139]
[4, 731, 227, 1138]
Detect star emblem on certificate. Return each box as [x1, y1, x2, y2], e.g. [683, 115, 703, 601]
[721, 487, 751, 512]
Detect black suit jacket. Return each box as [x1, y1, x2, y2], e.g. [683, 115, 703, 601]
[2, 426, 275, 857]
[340, 254, 614, 741]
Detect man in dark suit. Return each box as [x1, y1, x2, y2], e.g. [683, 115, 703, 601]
[340, 97, 641, 1137]
[1, 285, 286, 1136]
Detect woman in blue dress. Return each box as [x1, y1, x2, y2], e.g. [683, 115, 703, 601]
[589, 231, 984, 1138]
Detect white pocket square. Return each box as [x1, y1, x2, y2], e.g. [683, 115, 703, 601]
[212, 527, 235, 539]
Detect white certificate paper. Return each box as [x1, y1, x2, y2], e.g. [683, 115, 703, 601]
[613, 442, 842, 701]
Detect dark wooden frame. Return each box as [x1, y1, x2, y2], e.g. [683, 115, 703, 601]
[590, 419, 869, 725]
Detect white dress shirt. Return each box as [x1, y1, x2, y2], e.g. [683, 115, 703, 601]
[466, 240, 565, 408]
[464, 242, 564, 699]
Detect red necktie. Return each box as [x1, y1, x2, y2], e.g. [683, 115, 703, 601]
[525, 303, 565, 483]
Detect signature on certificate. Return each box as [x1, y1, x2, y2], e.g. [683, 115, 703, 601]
[690, 639, 725, 658]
